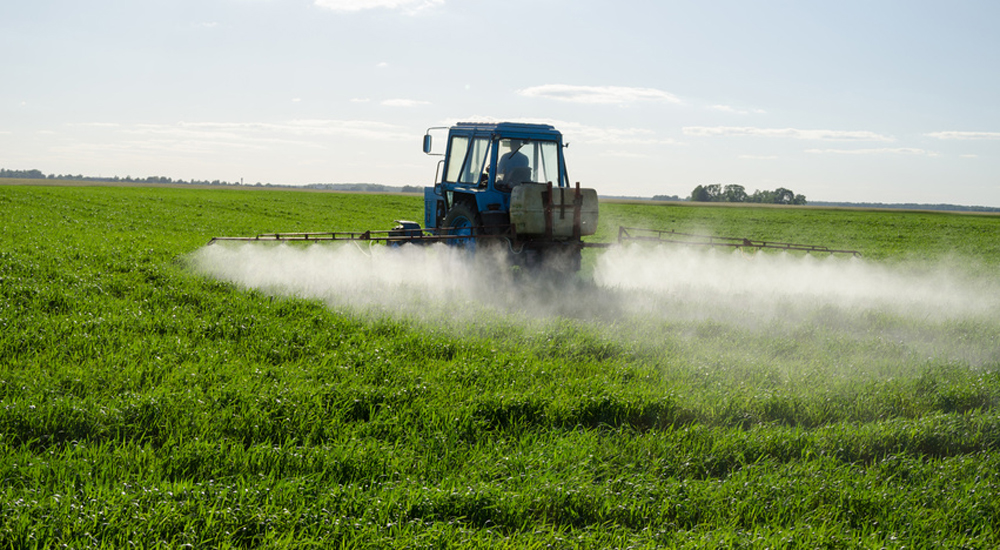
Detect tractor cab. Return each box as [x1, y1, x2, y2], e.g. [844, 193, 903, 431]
[422, 122, 570, 234]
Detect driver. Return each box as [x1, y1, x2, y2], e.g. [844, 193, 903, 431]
[497, 139, 529, 189]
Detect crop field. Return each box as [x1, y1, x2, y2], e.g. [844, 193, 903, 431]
[2, 182, 1000, 548]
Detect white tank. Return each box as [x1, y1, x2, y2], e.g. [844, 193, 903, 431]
[509, 183, 599, 238]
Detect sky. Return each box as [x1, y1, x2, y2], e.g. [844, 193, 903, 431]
[2, 0, 998, 205]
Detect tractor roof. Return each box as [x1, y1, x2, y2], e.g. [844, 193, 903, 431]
[452, 122, 563, 141]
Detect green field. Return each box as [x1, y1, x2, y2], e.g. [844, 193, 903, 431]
[2, 183, 1000, 548]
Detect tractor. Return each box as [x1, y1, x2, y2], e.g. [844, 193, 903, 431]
[416, 122, 598, 271]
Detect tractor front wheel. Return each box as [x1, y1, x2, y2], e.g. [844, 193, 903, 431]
[442, 203, 481, 248]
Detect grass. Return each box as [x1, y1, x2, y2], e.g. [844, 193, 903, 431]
[1, 182, 999, 548]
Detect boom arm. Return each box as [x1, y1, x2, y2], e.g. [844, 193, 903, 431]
[614, 227, 861, 256]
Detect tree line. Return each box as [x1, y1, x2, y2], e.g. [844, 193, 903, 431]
[0, 169, 427, 192]
[0, 168, 242, 187]
[689, 184, 806, 205]
[304, 183, 423, 193]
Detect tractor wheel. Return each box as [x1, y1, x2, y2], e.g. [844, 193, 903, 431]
[442, 203, 481, 248]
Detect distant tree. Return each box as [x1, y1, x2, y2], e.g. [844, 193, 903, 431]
[690, 184, 726, 202]
[686, 183, 812, 204]
[0, 168, 46, 179]
[749, 189, 773, 203]
[773, 187, 795, 205]
[723, 184, 748, 203]
[690, 185, 710, 202]
[704, 184, 722, 201]
[745, 187, 807, 205]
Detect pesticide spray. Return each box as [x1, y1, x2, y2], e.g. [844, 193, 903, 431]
[191, 241, 1000, 368]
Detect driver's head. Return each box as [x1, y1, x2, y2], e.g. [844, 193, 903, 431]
[507, 139, 523, 150]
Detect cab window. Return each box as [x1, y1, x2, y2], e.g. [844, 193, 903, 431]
[444, 136, 491, 185]
[496, 139, 564, 189]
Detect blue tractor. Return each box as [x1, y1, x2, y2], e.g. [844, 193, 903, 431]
[415, 122, 599, 271]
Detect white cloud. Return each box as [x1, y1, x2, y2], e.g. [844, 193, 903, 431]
[708, 105, 766, 115]
[960, 154, 979, 158]
[570, 125, 680, 146]
[42, 119, 416, 172]
[524, 120, 680, 146]
[805, 147, 934, 156]
[381, 98, 430, 107]
[428, 116, 679, 146]
[684, 126, 894, 142]
[925, 131, 1000, 140]
[112, 120, 413, 145]
[314, 0, 443, 13]
[600, 150, 650, 159]
[517, 85, 681, 105]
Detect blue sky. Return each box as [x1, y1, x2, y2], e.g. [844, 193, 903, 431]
[2, 0, 998, 205]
